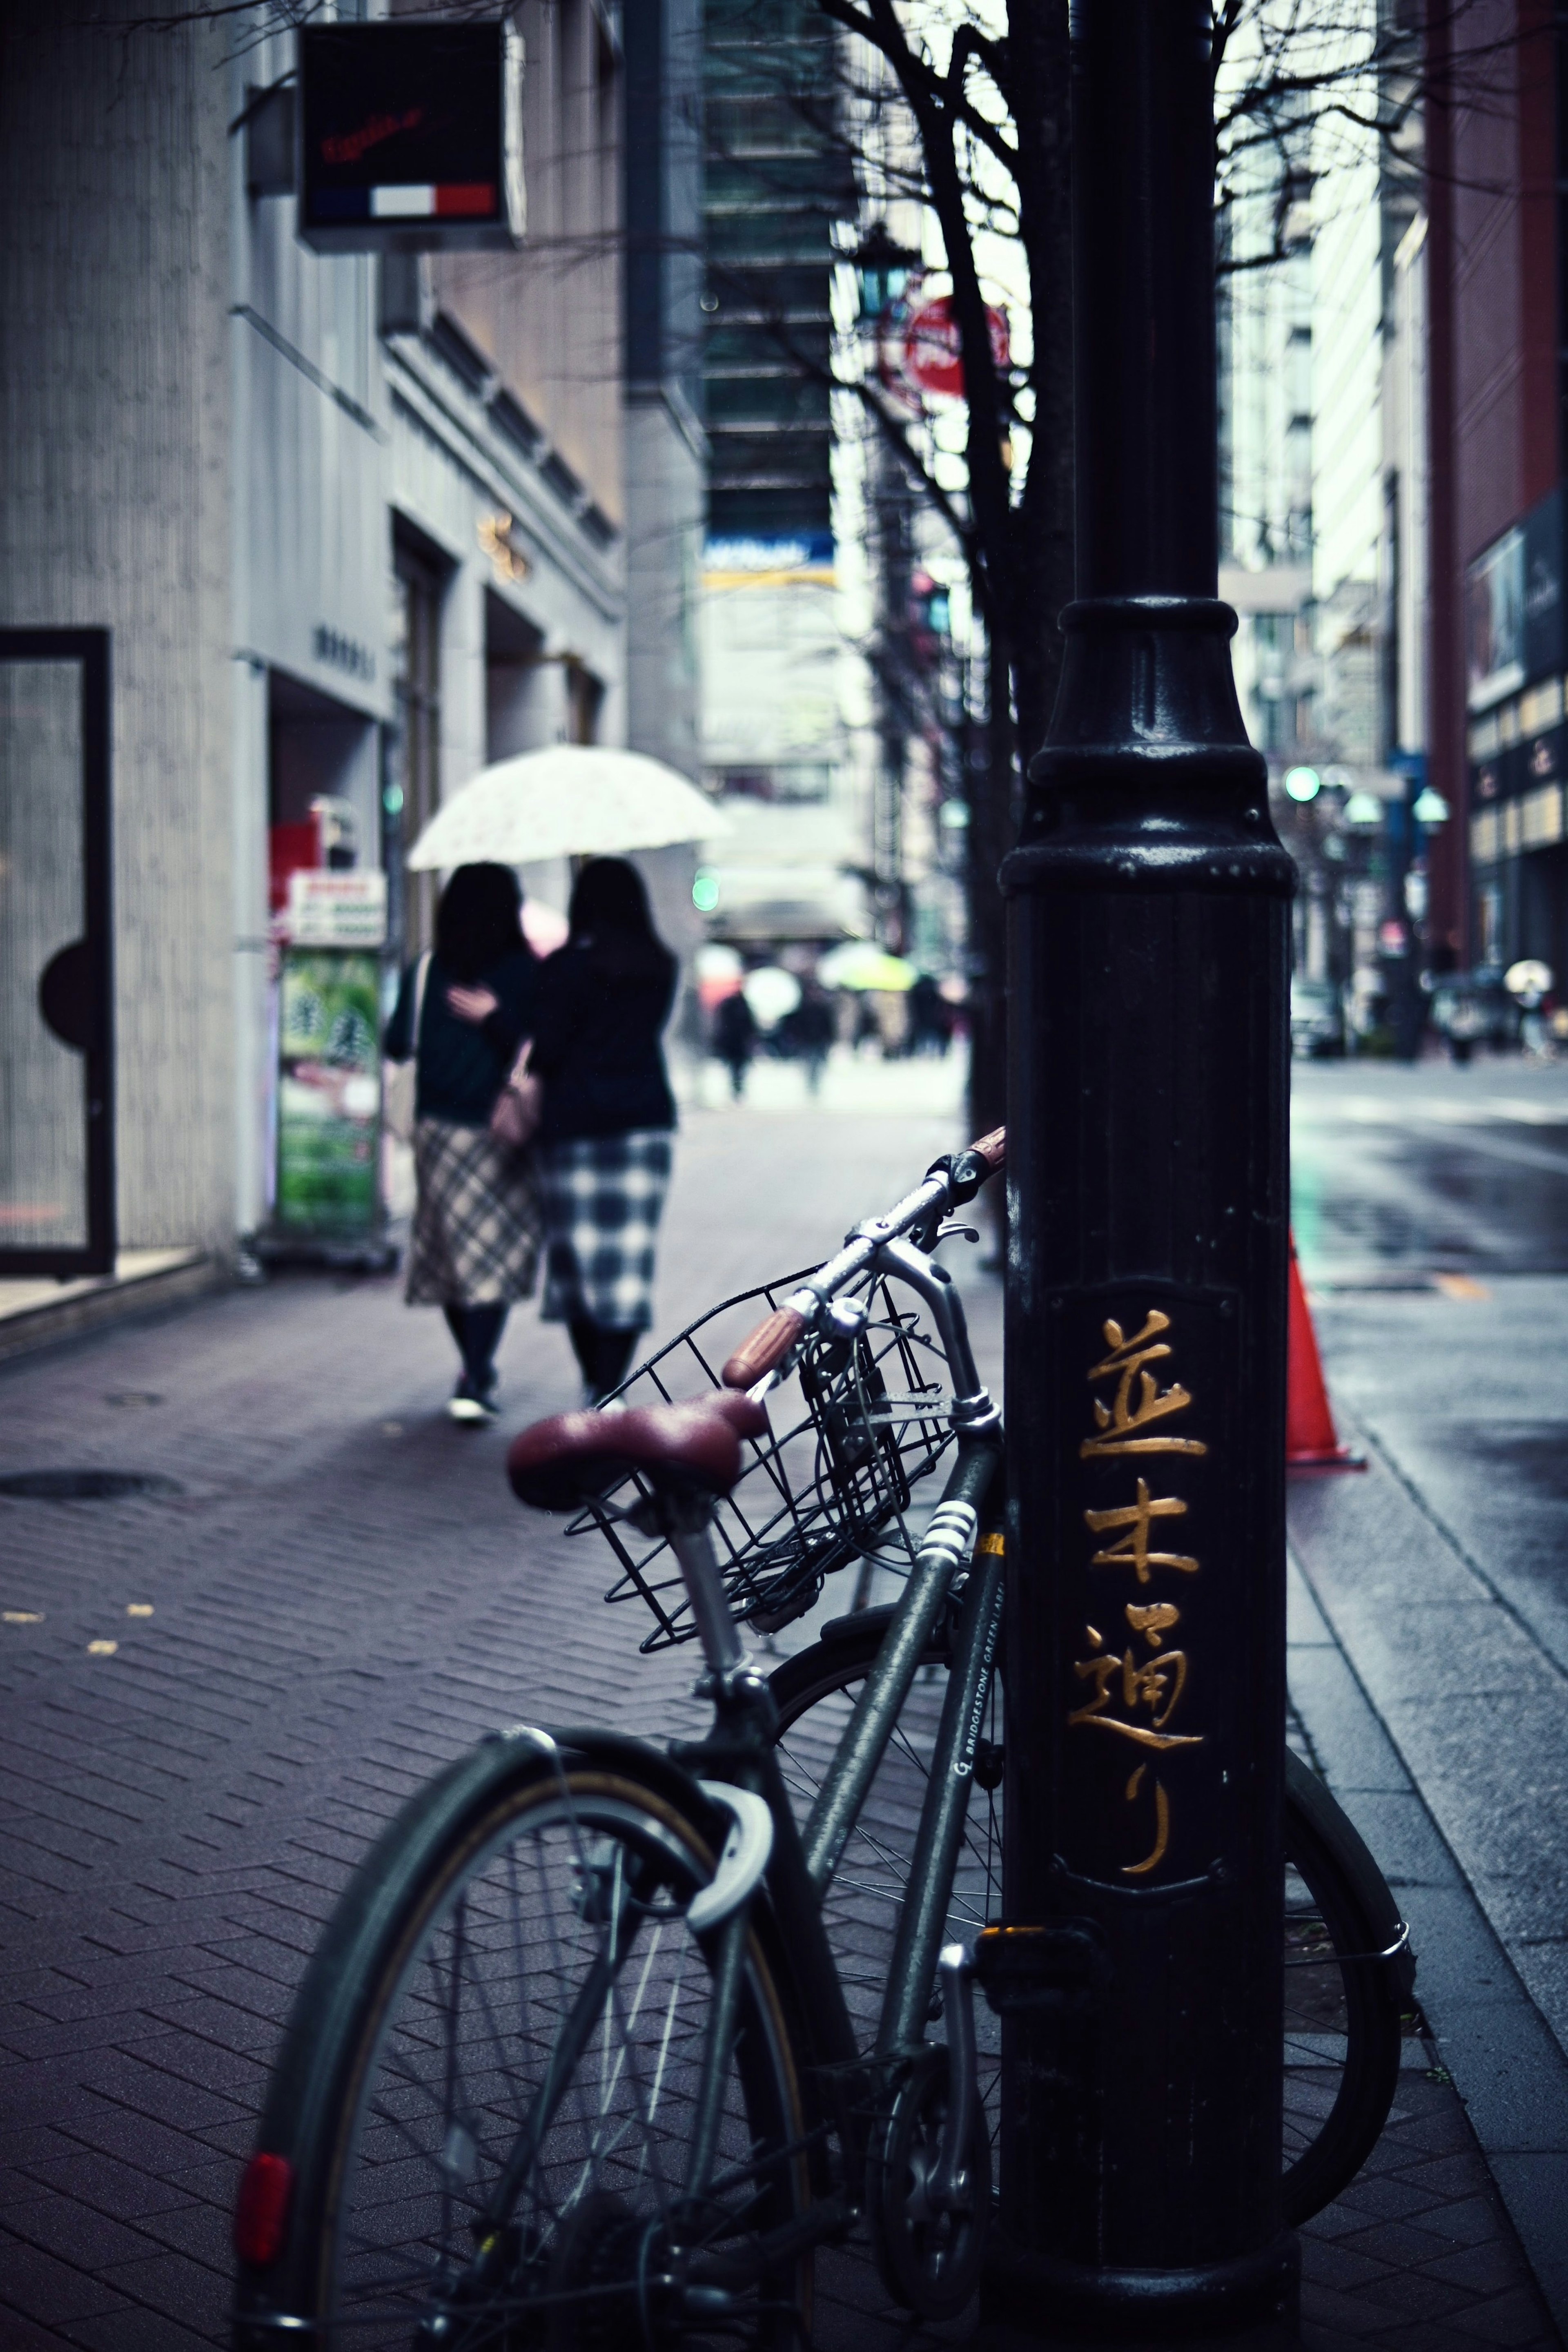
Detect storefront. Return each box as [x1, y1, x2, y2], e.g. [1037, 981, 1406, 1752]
[1466, 488, 1568, 983]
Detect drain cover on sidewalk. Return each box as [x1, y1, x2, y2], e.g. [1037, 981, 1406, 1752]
[0, 1468, 183, 1500]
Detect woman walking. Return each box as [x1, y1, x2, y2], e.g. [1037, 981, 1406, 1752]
[530, 858, 677, 1404]
[385, 863, 541, 1422]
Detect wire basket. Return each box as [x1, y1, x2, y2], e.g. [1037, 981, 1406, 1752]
[570, 1266, 956, 1651]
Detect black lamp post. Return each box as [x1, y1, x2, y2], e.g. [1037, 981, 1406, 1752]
[989, 0, 1297, 2337]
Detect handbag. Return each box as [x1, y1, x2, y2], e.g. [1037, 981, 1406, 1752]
[384, 953, 430, 1145]
[490, 1040, 543, 1153]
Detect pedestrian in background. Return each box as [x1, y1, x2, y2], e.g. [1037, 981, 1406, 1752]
[530, 858, 678, 1404]
[792, 981, 836, 1095]
[385, 863, 541, 1423]
[712, 987, 757, 1099]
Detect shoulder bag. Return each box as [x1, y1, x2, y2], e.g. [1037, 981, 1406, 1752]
[490, 1039, 543, 1154]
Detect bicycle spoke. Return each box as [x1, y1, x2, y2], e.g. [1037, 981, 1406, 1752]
[303, 1777, 806, 2347]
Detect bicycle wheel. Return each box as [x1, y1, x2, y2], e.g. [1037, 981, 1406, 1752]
[234, 1732, 813, 2350]
[768, 1616, 1408, 2229]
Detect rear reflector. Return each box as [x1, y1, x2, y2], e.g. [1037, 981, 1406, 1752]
[234, 2151, 294, 2266]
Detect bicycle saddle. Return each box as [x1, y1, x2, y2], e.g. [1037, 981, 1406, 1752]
[508, 1391, 768, 1512]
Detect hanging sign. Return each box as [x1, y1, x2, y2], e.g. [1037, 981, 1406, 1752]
[299, 22, 524, 254]
[881, 292, 1011, 407]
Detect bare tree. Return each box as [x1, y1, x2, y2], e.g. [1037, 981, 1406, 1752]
[733, 0, 1520, 1144]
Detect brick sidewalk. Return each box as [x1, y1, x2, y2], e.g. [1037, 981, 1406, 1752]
[0, 1105, 1557, 2347]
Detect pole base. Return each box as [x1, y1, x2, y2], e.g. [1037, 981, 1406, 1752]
[981, 2227, 1300, 2345]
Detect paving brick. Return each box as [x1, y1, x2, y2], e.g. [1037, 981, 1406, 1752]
[15, 2150, 197, 2222]
[66, 2303, 215, 2352]
[0, 1106, 1561, 2351]
[0, 2304, 82, 2351]
[3, 2188, 163, 2272]
[0, 2238, 131, 2326]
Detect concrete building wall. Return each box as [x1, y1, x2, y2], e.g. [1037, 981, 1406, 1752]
[1, 9, 235, 1254]
[439, 0, 624, 528]
[1450, 0, 1557, 563]
[624, 398, 705, 783]
[1312, 143, 1383, 616]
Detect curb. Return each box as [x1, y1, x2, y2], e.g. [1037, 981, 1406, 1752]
[1286, 1526, 1568, 2336]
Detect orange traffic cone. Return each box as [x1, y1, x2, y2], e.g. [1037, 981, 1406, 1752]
[1287, 1233, 1365, 1470]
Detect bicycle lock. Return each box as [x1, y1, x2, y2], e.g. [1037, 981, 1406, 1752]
[988, 0, 1297, 2336]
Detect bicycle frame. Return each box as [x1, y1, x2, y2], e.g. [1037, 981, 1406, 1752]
[666, 1225, 1004, 2220]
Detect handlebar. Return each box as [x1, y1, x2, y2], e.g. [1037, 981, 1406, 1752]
[720, 1126, 1006, 1390]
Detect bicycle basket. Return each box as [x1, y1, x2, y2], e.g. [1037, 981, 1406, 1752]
[568, 1266, 955, 1651]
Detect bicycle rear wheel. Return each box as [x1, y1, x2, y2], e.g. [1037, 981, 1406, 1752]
[234, 1734, 813, 2350]
[768, 1617, 1408, 2227]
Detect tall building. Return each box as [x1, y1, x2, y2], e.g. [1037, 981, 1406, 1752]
[695, 0, 864, 949]
[623, 0, 705, 789]
[1426, 0, 1567, 983]
[1219, 11, 1430, 1017]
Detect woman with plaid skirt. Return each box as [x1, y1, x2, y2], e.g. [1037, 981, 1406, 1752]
[529, 859, 677, 1404]
[385, 863, 542, 1422]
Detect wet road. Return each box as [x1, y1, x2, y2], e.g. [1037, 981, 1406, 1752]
[1291, 1057, 1568, 1282]
[1286, 1053, 1568, 2087]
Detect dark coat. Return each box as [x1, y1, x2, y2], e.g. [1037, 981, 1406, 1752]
[385, 948, 539, 1126]
[528, 936, 678, 1143]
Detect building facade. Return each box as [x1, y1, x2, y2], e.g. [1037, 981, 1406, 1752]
[694, 0, 867, 952]
[2, 3, 636, 1266]
[1427, 0, 1568, 983]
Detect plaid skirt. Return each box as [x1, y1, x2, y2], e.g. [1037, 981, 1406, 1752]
[406, 1119, 543, 1306]
[539, 1130, 672, 1331]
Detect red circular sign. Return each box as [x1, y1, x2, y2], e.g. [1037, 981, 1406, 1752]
[901, 294, 1010, 399]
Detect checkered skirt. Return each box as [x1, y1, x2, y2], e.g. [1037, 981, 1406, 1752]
[538, 1130, 673, 1331]
[406, 1119, 543, 1306]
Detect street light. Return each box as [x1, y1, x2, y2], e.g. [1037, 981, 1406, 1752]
[996, 0, 1294, 2335]
[853, 221, 916, 323]
[1412, 785, 1450, 827]
[1343, 787, 1383, 827]
[1283, 764, 1321, 802]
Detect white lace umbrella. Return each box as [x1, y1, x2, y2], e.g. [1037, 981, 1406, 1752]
[406, 745, 731, 871]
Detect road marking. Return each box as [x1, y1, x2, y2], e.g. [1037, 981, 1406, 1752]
[87, 1639, 118, 1656]
[4, 1610, 42, 1624]
[1293, 1096, 1568, 1129]
[1433, 1274, 1492, 1300]
[126, 1603, 154, 1617]
[1491, 1099, 1568, 1125]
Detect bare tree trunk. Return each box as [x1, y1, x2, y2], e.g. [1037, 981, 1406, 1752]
[966, 640, 1013, 1158]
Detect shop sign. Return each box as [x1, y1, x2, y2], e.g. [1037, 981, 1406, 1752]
[1467, 486, 1565, 713]
[299, 22, 524, 255]
[286, 871, 388, 948]
[1466, 526, 1524, 711]
[275, 952, 381, 1234]
[1524, 486, 1564, 686]
[702, 533, 835, 588]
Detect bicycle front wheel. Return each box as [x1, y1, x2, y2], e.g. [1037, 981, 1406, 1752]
[234, 1734, 813, 2350]
[768, 1618, 1408, 2228]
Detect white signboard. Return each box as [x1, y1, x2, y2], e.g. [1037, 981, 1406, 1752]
[286, 870, 388, 947]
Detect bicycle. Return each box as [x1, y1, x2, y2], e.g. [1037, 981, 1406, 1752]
[233, 1129, 1412, 2348]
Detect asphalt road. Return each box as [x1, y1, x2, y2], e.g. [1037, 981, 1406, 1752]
[1288, 1050, 1568, 2308]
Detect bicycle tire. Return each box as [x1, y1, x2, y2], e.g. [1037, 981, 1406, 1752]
[234, 1729, 813, 2350]
[767, 1618, 1410, 2228]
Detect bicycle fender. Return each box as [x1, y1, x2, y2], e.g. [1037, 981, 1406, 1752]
[689, 1782, 775, 1930]
[234, 1724, 739, 2338]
